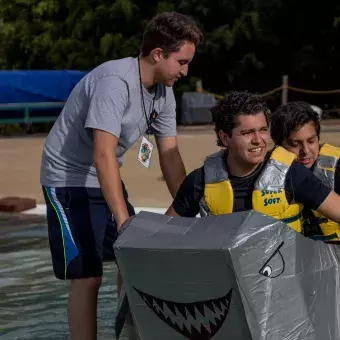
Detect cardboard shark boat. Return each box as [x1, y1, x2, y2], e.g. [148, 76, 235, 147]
[113, 210, 340, 340]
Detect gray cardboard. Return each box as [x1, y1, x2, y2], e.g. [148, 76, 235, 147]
[114, 210, 340, 340]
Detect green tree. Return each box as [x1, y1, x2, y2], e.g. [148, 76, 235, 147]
[1, 0, 340, 109]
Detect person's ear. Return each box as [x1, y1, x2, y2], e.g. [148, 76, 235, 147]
[150, 48, 164, 63]
[218, 130, 229, 148]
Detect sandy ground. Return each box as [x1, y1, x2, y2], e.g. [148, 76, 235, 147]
[1, 121, 340, 209]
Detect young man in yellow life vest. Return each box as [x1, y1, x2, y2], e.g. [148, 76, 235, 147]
[270, 101, 340, 242]
[165, 91, 340, 233]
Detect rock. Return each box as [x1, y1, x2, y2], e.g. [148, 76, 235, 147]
[0, 196, 36, 212]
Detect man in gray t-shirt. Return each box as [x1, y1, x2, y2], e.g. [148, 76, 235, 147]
[40, 11, 203, 340]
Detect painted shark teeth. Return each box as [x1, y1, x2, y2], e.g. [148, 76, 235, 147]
[134, 287, 232, 340]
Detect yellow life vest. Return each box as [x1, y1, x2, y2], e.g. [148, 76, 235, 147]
[311, 143, 340, 241]
[199, 146, 303, 232]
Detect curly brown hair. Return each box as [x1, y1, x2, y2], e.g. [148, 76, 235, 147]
[211, 90, 269, 146]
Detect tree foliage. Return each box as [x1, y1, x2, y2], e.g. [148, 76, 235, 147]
[1, 0, 340, 108]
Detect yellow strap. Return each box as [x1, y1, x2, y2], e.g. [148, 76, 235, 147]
[319, 143, 340, 159]
[271, 146, 296, 166]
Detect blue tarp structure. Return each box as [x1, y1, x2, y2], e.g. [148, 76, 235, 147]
[0, 70, 88, 126]
[0, 70, 87, 103]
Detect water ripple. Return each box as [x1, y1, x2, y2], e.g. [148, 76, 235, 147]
[1, 232, 135, 339]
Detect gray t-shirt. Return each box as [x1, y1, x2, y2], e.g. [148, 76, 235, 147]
[40, 57, 177, 188]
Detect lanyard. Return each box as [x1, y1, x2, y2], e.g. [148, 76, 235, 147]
[138, 56, 157, 134]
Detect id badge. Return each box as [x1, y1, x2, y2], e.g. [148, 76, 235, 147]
[137, 136, 154, 169]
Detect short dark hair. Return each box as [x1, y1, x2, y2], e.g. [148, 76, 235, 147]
[270, 101, 320, 145]
[211, 90, 269, 146]
[140, 12, 203, 56]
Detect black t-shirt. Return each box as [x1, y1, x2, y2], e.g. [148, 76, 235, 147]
[172, 155, 332, 218]
[303, 161, 340, 236]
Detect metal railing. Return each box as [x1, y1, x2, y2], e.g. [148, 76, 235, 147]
[0, 102, 65, 125]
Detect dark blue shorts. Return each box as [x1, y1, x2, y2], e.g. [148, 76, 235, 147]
[42, 184, 135, 280]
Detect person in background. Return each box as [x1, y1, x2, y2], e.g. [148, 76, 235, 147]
[270, 101, 340, 242]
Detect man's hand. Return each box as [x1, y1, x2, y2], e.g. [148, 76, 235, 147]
[93, 129, 129, 230]
[118, 215, 136, 234]
[165, 205, 179, 216]
[317, 190, 340, 225]
[156, 136, 186, 198]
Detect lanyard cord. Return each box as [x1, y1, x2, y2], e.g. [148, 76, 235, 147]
[138, 56, 157, 130]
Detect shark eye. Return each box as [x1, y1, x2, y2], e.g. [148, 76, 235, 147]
[259, 242, 285, 279]
[260, 265, 272, 277]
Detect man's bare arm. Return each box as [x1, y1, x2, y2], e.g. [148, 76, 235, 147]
[156, 136, 186, 198]
[316, 191, 340, 224]
[93, 129, 129, 231]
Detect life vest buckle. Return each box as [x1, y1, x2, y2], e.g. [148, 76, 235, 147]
[317, 217, 328, 224]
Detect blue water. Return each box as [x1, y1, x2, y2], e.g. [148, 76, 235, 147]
[0, 217, 134, 340]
